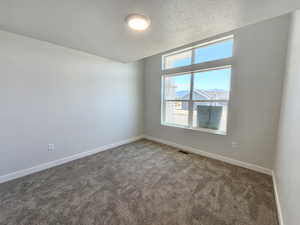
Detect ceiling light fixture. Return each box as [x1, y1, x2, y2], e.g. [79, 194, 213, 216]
[126, 14, 151, 31]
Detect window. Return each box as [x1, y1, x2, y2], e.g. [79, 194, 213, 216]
[164, 50, 192, 69]
[194, 38, 233, 64]
[161, 36, 233, 135]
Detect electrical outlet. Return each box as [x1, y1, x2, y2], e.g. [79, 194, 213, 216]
[48, 144, 54, 151]
[231, 141, 238, 148]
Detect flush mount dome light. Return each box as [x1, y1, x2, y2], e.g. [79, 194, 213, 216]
[126, 14, 151, 31]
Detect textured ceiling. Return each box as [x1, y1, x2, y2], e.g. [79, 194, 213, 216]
[0, 0, 299, 62]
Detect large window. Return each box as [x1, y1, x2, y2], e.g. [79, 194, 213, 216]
[161, 36, 233, 135]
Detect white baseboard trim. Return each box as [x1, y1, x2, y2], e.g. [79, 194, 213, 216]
[272, 172, 284, 225]
[0, 135, 143, 184]
[143, 135, 272, 175]
[1, 134, 282, 224]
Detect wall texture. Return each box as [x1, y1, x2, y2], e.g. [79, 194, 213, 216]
[0, 30, 143, 176]
[143, 14, 290, 169]
[274, 10, 300, 225]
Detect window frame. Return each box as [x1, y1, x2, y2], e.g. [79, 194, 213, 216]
[161, 35, 234, 135]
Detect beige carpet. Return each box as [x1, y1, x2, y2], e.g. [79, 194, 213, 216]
[0, 139, 278, 225]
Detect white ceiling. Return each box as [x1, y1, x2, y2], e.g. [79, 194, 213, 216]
[0, 0, 299, 62]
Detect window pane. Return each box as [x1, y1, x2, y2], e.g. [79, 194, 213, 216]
[193, 68, 231, 100]
[195, 39, 233, 64]
[164, 50, 192, 69]
[164, 74, 191, 100]
[192, 102, 228, 132]
[165, 101, 189, 126]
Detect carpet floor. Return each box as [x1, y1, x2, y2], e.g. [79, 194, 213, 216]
[0, 139, 278, 225]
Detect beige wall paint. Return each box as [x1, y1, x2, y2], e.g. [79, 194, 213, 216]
[143, 14, 290, 169]
[274, 10, 300, 225]
[0, 30, 144, 176]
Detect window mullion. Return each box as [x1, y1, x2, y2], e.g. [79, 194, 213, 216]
[189, 47, 195, 128]
[188, 73, 194, 128]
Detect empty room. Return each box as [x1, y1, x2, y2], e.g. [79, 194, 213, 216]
[0, 1, 299, 225]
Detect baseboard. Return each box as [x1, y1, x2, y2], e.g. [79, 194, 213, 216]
[143, 135, 272, 175]
[144, 135, 283, 222]
[272, 172, 284, 225]
[0, 135, 143, 184]
[1, 134, 282, 223]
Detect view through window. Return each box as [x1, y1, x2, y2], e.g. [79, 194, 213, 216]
[161, 36, 233, 134]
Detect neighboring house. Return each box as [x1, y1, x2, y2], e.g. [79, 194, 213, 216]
[182, 89, 213, 100]
[177, 89, 229, 110]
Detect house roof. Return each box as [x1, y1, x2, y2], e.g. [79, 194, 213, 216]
[179, 89, 228, 100]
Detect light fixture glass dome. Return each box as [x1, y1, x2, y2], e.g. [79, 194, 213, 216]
[126, 14, 151, 31]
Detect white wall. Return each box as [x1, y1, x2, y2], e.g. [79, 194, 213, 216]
[143, 14, 290, 169]
[274, 10, 300, 225]
[0, 30, 143, 176]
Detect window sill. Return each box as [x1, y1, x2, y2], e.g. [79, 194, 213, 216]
[161, 123, 227, 136]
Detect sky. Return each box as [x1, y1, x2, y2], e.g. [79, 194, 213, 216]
[169, 68, 231, 92]
[168, 39, 233, 91]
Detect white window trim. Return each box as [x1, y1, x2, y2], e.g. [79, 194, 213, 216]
[161, 35, 234, 135]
